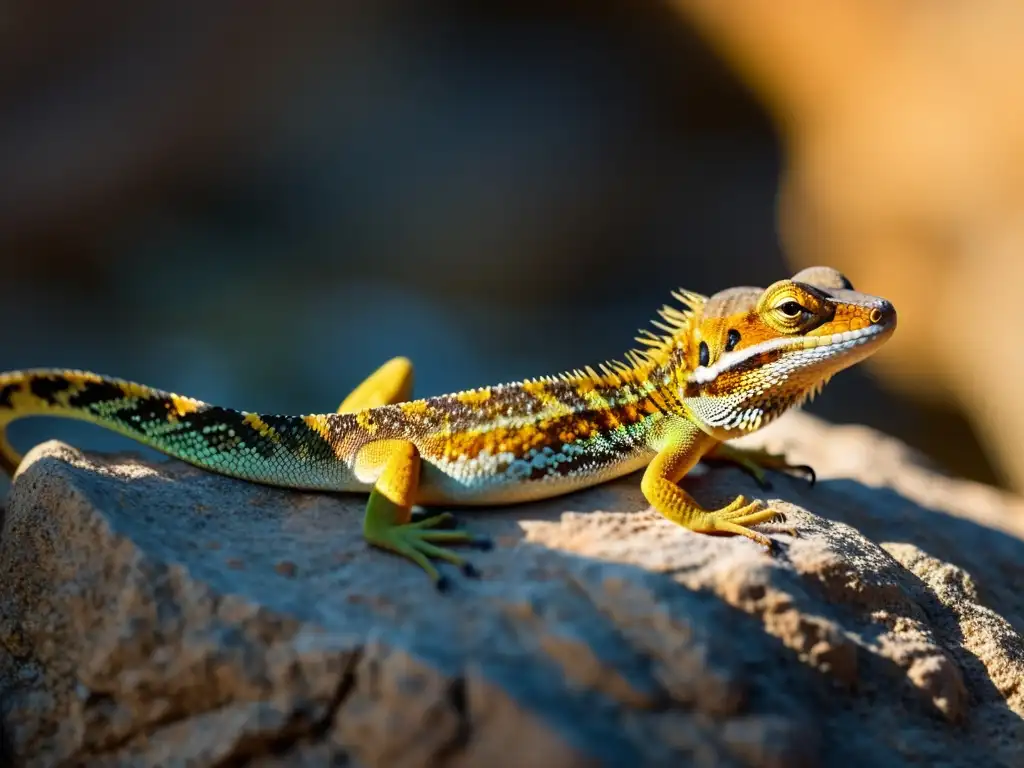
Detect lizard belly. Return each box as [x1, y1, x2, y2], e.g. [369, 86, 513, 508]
[413, 448, 656, 506]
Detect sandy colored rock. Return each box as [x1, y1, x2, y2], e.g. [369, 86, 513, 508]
[0, 412, 1022, 766]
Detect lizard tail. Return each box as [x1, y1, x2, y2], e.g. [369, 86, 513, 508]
[0, 369, 352, 489]
[0, 368, 218, 476]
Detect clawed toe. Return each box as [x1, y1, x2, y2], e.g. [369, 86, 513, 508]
[758, 513, 800, 538]
[794, 464, 816, 487]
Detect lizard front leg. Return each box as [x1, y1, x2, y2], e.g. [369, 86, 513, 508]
[703, 442, 816, 490]
[642, 418, 784, 548]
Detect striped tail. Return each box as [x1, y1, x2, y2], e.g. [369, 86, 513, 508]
[0, 369, 354, 489]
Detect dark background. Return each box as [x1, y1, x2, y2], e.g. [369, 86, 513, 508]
[0, 2, 982, 489]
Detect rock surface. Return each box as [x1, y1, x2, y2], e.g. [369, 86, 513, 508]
[0, 413, 1022, 766]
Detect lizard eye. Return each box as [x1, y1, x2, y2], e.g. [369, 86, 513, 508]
[698, 341, 710, 367]
[777, 301, 805, 318]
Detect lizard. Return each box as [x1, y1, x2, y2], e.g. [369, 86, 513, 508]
[0, 266, 896, 589]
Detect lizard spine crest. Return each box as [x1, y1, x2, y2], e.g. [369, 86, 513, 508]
[521, 288, 706, 391]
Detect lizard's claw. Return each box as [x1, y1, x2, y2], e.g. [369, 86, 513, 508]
[792, 464, 816, 487]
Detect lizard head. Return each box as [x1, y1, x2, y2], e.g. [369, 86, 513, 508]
[678, 266, 896, 439]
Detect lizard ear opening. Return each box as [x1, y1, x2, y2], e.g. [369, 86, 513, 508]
[725, 329, 741, 351]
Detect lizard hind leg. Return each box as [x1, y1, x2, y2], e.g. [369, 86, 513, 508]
[337, 357, 415, 413]
[361, 440, 483, 591]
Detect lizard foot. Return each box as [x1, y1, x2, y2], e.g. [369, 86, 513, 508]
[695, 496, 791, 550]
[705, 444, 816, 490]
[364, 513, 491, 591]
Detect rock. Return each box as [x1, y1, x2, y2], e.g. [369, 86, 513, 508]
[0, 412, 1022, 766]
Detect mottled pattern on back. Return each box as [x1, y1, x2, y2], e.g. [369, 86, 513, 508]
[0, 365, 682, 500]
[362, 369, 679, 503]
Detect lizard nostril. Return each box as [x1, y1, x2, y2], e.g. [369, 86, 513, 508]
[869, 300, 896, 326]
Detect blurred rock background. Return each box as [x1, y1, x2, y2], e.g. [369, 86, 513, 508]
[0, 1, 1007, 491]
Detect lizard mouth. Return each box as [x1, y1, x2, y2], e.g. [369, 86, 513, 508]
[798, 312, 895, 355]
[805, 299, 896, 349]
[688, 298, 896, 388]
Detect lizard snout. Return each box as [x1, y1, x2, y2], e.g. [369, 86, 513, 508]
[868, 299, 897, 329]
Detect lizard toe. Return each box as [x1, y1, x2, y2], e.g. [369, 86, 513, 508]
[364, 515, 482, 588]
[794, 464, 816, 487]
[407, 511, 458, 529]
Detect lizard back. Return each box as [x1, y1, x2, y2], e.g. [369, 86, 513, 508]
[365, 371, 678, 504]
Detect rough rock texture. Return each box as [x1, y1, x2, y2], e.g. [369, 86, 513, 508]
[1, 413, 1022, 766]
